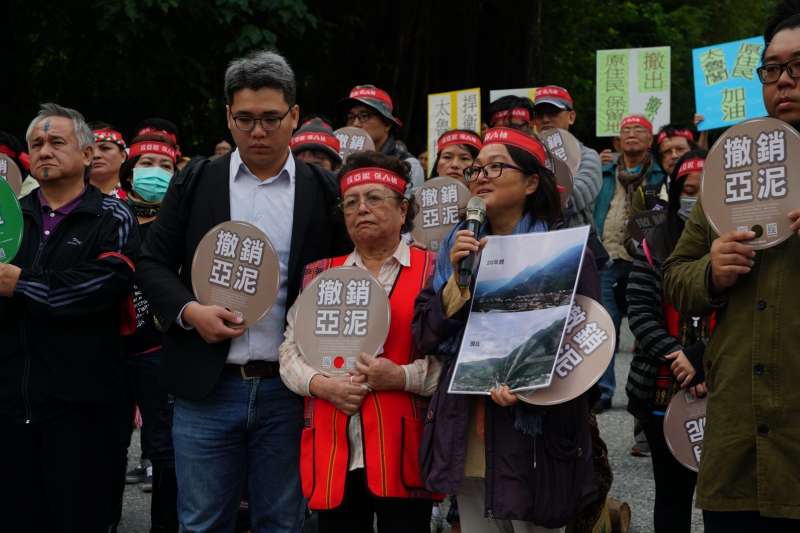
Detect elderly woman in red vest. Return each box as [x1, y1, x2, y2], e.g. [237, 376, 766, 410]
[279, 151, 441, 533]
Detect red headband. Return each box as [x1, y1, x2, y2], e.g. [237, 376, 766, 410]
[137, 127, 178, 145]
[620, 115, 653, 133]
[0, 145, 17, 159]
[129, 141, 177, 162]
[677, 157, 704, 178]
[437, 131, 482, 153]
[490, 107, 531, 125]
[657, 129, 695, 145]
[349, 87, 393, 110]
[93, 128, 127, 150]
[290, 132, 341, 153]
[482, 127, 547, 166]
[340, 167, 407, 195]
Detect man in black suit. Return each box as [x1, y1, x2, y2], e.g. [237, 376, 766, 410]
[137, 50, 349, 533]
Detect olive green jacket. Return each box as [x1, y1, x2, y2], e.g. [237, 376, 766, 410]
[663, 199, 800, 518]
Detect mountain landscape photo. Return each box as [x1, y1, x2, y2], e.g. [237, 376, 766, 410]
[450, 310, 568, 393]
[473, 242, 584, 313]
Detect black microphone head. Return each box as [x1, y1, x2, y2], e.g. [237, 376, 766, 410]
[465, 196, 486, 223]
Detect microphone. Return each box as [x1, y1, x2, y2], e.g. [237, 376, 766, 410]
[458, 196, 486, 289]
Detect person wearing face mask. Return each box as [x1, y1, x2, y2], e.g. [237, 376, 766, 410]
[625, 150, 711, 533]
[89, 122, 128, 198]
[110, 132, 180, 533]
[428, 129, 482, 180]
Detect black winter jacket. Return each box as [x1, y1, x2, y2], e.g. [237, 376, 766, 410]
[0, 186, 139, 423]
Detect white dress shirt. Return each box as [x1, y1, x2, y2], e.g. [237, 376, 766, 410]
[225, 148, 296, 363]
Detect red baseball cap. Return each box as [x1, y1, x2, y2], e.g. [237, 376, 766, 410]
[534, 85, 574, 110]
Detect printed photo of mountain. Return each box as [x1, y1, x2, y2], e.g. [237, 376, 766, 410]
[449, 226, 590, 394]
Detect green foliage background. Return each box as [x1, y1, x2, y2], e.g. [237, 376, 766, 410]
[3, 0, 777, 154]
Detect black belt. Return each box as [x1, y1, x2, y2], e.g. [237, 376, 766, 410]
[223, 360, 280, 379]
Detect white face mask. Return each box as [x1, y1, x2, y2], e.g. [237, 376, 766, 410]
[678, 196, 697, 221]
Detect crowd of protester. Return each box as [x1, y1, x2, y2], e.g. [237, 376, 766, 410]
[2, 3, 800, 533]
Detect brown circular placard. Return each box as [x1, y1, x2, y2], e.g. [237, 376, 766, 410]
[518, 295, 615, 406]
[411, 176, 471, 251]
[294, 266, 391, 376]
[663, 390, 707, 472]
[551, 157, 574, 209]
[191, 221, 281, 328]
[334, 127, 376, 162]
[0, 155, 23, 197]
[627, 208, 669, 242]
[702, 117, 800, 249]
[539, 128, 582, 176]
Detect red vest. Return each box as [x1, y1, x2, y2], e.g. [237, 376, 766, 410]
[642, 238, 717, 339]
[299, 245, 439, 510]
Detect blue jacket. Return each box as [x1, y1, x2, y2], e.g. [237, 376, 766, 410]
[593, 158, 666, 236]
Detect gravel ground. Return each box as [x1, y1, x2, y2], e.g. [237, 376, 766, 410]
[120, 319, 703, 533]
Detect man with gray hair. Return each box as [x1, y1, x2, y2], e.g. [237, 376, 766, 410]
[138, 50, 350, 532]
[0, 102, 139, 532]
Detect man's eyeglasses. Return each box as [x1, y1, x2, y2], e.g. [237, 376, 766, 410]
[757, 58, 800, 84]
[340, 191, 403, 213]
[463, 162, 524, 183]
[346, 111, 376, 124]
[231, 108, 291, 132]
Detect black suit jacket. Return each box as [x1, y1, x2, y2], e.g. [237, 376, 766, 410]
[137, 153, 351, 400]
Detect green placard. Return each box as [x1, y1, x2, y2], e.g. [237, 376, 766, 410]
[638, 47, 670, 93]
[597, 50, 630, 136]
[0, 179, 23, 263]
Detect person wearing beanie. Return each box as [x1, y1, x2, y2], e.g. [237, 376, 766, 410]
[290, 117, 342, 171]
[89, 121, 128, 198]
[338, 84, 425, 188]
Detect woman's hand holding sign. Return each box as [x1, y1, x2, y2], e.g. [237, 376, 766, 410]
[309, 373, 369, 416]
[355, 352, 406, 391]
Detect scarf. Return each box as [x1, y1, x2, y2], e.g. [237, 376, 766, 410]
[616, 153, 653, 196]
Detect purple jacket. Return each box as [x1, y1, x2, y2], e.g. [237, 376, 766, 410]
[412, 250, 601, 527]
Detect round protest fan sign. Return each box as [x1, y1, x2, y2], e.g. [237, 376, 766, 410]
[518, 295, 615, 406]
[0, 179, 23, 263]
[702, 117, 800, 249]
[191, 221, 280, 328]
[411, 176, 471, 251]
[334, 127, 376, 163]
[539, 128, 582, 176]
[627, 208, 668, 243]
[0, 155, 23, 197]
[294, 266, 390, 376]
[663, 390, 707, 472]
[551, 157, 574, 209]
